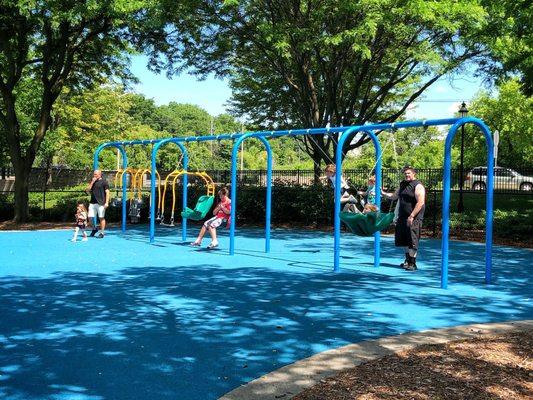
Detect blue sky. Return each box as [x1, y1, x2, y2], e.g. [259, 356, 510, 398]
[130, 55, 486, 121]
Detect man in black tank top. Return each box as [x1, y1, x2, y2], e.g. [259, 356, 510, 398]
[382, 166, 426, 271]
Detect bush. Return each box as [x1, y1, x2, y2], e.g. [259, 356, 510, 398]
[2, 185, 532, 244]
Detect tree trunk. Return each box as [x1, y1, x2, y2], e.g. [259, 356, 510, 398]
[13, 160, 30, 222]
[312, 149, 322, 184]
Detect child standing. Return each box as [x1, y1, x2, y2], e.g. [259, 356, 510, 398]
[190, 188, 231, 249]
[72, 203, 88, 242]
[358, 175, 377, 206]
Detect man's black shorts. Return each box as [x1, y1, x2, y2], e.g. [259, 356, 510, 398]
[395, 219, 422, 249]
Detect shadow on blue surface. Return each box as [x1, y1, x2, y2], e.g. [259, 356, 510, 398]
[0, 227, 531, 399]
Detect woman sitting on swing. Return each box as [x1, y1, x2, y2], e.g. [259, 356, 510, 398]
[321, 164, 358, 211]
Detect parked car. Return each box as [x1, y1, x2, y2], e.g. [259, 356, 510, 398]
[465, 167, 533, 191]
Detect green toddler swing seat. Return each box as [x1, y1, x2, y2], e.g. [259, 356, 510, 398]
[181, 195, 215, 221]
[340, 211, 395, 236]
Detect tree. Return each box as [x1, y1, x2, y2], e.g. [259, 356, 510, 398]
[477, 0, 532, 95]
[44, 85, 143, 169]
[345, 127, 445, 169]
[147, 0, 489, 178]
[0, 1, 147, 221]
[457, 79, 533, 168]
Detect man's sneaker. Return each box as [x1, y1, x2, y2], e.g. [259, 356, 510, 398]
[207, 242, 219, 249]
[97, 233, 105, 239]
[400, 253, 410, 269]
[404, 258, 418, 271]
[90, 229, 98, 237]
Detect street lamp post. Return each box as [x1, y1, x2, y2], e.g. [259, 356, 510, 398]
[457, 102, 468, 213]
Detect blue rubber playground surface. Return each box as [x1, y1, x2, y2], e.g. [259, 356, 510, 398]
[0, 226, 531, 400]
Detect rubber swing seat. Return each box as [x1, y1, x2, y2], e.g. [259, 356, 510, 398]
[181, 195, 215, 221]
[339, 211, 395, 236]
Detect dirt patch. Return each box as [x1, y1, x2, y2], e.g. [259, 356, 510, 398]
[294, 331, 533, 400]
[0, 221, 72, 231]
[0, 221, 120, 231]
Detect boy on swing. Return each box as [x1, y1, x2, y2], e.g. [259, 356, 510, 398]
[190, 187, 231, 249]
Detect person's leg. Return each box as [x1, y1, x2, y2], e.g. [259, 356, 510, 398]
[404, 220, 421, 271]
[208, 226, 218, 245]
[197, 226, 207, 241]
[192, 222, 209, 245]
[395, 221, 410, 268]
[400, 247, 410, 268]
[72, 227, 80, 241]
[207, 218, 223, 248]
[81, 229, 88, 241]
[97, 206, 107, 238]
[88, 204, 98, 236]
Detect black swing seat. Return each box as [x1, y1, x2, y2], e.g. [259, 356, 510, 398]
[339, 211, 395, 236]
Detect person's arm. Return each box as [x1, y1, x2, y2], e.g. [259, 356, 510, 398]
[86, 178, 96, 193]
[219, 201, 231, 215]
[103, 181, 110, 208]
[104, 189, 110, 208]
[381, 188, 399, 200]
[407, 184, 426, 226]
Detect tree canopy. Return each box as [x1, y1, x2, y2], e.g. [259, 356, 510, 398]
[457, 79, 533, 168]
[477, 0, 532, 95]
[146, 0, 491, 175]
[0, 0, 150, 220]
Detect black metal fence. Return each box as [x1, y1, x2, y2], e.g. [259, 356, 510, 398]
[1, 166, 532, 194]
[1, 166, 531, 242]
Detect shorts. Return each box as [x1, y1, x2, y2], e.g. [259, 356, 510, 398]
[88, 203, 106, 219]
[395, 218, 422, 250]
[203, 216, 224, 229]
[76, 222, 87, 229]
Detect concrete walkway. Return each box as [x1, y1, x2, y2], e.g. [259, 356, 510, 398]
[221, 320, 533, 400]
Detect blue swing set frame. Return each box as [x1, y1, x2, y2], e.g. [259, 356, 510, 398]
[93, 117, 494, 289]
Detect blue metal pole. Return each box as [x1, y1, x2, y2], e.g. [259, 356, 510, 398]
[260, 137, 273, 253]
[230, 133, 273, 254]
[120, 148, 128, 232]
[441, 117, 493, 288]
[441, 135, 453, 289]
[99, 118, 461, 149]
[182, 156, 189, 242]
[366, 130, 382, 268]
[150, 144, 158, 242]
[229, 138, 240, 255]
[334, 128, 382, 272]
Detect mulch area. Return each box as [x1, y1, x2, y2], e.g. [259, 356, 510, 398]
[0, 221, 72, 231]
[0, 221, 120, 231]
[294, 331, 533, 400]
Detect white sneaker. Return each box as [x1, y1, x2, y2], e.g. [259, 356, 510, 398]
[81, 237, 88, 242]
[207, 242, 219, 249]
[71, 238, 77, 242]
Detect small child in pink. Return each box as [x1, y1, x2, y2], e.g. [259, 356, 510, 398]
[190, 187, 231, 249]
[72, 202, 88, 242]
